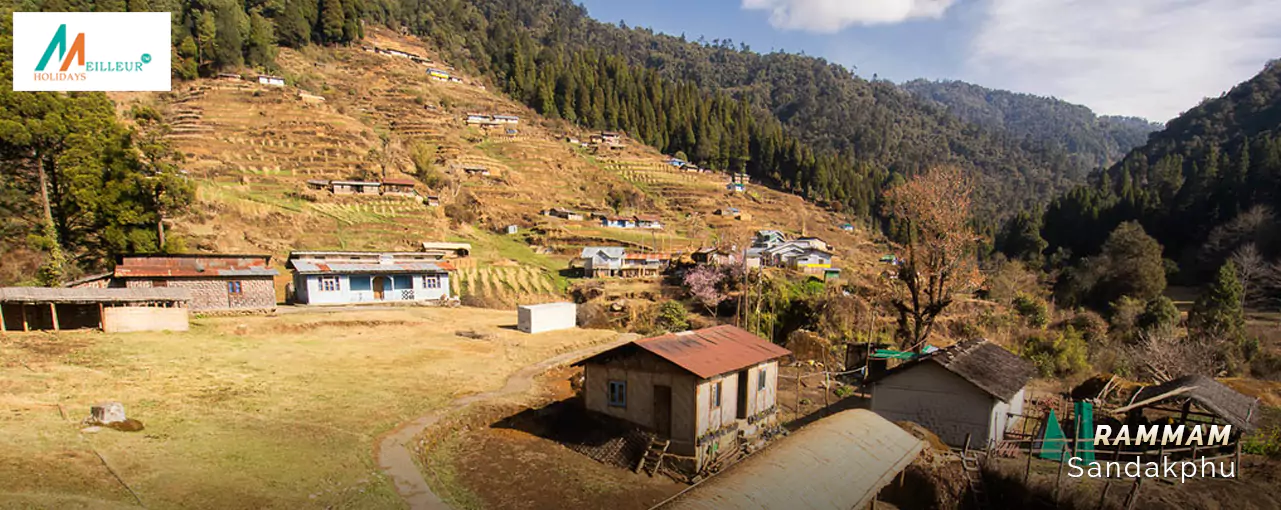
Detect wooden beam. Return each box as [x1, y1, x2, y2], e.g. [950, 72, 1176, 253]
[98, 302, 106, 331]
[21, 304, 29, 332]
[0, 303, 6, 332]
[50, 303, 59, 331]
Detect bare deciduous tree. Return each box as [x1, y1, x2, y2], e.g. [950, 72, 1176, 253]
[883, 166, 981, 352]
[1230, 243, 1268, 305]
[1124, 326, 1222, 382]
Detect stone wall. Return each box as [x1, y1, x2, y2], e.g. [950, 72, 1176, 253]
[126, 277, 275, 311]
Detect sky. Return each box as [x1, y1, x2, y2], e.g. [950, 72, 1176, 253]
[576, 0, 1281, 122]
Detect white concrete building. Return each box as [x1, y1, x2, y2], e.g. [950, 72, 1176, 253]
[868, 339, 1034, 448]
[517, 302, 577, 334]
[287, 252, 454, 305]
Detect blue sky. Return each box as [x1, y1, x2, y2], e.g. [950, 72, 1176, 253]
[577, 0, 1281, 122]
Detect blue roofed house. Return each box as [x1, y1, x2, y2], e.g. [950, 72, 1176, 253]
[601, 215, 638, 229]
[581, 247, 626, 278]
[286, 252, 454, 305]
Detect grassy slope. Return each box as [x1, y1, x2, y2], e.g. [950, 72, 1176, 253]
[108, 28, 881, 307]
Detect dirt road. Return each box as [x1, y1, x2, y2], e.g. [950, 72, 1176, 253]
[376, 333, 637, 510]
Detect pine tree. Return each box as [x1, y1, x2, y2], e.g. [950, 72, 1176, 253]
[319, 0, 345, 44]
[1189, 261, 1246, 344]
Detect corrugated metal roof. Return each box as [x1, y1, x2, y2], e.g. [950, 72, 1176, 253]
[114, 255, 278, 278]
[656, 409, 924, 510]
[624, 253, 671, 261]
[330, 181, 380, 186]
[581, 247, 626, 259]
[634, 325, 792, 379]
[289, 260, 453, 275]
[0, 287, 192, 303]
[381, 178, 417, 186]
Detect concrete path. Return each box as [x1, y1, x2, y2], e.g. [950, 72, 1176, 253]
[376, 333, 638, 510]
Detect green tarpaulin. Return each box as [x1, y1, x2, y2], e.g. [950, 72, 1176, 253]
[1074, 401, 1095, 462]
[872, 349, 915, 360]
[1039, 409, 1067, 461]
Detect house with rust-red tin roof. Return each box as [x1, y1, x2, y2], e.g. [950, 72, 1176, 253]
[107, 254, 278, 313]
[573, 325, 792, 470]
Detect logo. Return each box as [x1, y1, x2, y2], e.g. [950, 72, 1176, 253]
[35, 24, 86, 73]
[13, 12, 171, 92]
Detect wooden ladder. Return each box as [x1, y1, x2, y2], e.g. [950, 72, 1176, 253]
[961, 450, 992, 510]
[635, 437, 671, 476]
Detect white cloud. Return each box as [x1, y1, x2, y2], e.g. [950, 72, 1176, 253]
[965, 0, 1281, 121]
[741, 0, 959, 32]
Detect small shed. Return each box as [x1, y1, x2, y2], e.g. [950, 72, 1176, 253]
[573, 325, 792, 469]
[425, 195, 441, 207]
[868, 338, 1034, 448]
[517, 302, 577, 334]
[656, 409, 924, 510]
[257, 75, 285, 87]
[0, 287, 191, 333]
[1112, 375, 1260, 432]
[380, 178, 418, 196]
[306, 179, 331, 191]
[332, 181, 381, 195]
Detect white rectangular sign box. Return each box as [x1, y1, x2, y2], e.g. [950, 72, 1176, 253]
[12, 12, 171, 92]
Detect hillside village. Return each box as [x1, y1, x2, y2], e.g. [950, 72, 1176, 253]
[3, 15, 1281, 510]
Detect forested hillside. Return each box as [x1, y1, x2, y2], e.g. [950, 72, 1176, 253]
[383, 0, 1099, 222]
[1036, 61, 1281, 281]
[903, 79, 1160, 177]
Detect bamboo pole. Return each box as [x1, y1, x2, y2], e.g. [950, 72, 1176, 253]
[1025, 439, 1034, 484]
[1097, 480, 1113, 510]
[21, 304, 29, 332]
[49, 303, 59, 331]
[1123, 477, 1143, 510]
[1054, 446, 1067, 504]
[0, 303, 6, 332]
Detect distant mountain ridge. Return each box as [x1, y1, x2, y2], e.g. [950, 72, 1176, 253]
[1039, 60, 1281, 275]
[902, 79, 1162, 178]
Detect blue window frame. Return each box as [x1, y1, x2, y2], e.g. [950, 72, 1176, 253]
[349, 276, 372, 291]
[392, 275, 413, 290]
[228, 281, 243, 294]
[608, 380, 626, 407]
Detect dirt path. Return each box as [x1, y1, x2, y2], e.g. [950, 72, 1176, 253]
[376, 333, 638, 510]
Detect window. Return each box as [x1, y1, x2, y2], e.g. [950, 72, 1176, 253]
[392, 275, 413, 290]
[424, 275, 441, 289]
[227, 281, 243, 294]
[152, 280, 168, 288]
[608, 381, 627, 407]
[320, 276, 340, 292]
[758, 369, 767, 390]
[711, 381, 722, 408]
[349, 276, 371, 291]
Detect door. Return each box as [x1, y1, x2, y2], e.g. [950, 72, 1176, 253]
[373, 276, 388, 300]
[653, 385, 672, 437]
[736, 369, 750, 419]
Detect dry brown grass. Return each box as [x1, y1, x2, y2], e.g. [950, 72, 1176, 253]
[0, 307, 617, 509]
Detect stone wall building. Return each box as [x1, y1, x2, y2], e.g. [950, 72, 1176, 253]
[110, 254, 278, 313]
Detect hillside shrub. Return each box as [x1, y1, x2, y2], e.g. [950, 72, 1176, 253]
[1012, 292, 1049, 328]
[1022, 327, 1089, 377]
[655, 300, 689, 333]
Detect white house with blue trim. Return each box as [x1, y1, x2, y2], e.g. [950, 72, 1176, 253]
[286, 252, 455, 305]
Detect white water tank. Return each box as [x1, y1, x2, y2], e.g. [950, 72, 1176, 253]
[517, 302, 577, 334]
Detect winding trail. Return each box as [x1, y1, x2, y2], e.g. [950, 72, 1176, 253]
[376, 333, 637, 510]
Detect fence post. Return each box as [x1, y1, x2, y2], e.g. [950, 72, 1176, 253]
[963, 434, 972, 459]
[1054, 445, 1067, 504]
[1235, 441, 1242, 477]
[1025, 440, 1034, 484]
[1096, 480, 1112, 510]
[1123, 477, 1143, 510]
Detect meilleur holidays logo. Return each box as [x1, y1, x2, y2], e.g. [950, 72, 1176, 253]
[13, 12, 171, 92]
